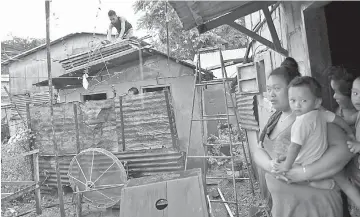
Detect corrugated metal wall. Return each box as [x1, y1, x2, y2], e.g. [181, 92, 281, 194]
[39, 150, 185, 188]
[235, 86, 259, 131]
[30, 91, 178, 155]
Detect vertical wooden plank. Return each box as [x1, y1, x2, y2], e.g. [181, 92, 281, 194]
[27, 102, 41, 214]
[164, 90, 177, 150]
[26, 103, 34, 172]
[73, 103, 82, 217]
[33, 153, 42, 214]
[74, 103, 81, 153]
[119, 96, 126, 151]
[45, 1, 65, 215]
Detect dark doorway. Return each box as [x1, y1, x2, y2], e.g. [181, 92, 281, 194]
[82, 93, 107, 101]
[325, 1, 360, 74]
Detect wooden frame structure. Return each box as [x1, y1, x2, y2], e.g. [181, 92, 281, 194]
[1, 149, 42, 214]
[170, 1, 289, 57]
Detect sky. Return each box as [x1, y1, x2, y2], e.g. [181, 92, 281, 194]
[1, 0, 148, 41]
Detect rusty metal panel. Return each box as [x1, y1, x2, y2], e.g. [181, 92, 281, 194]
[39, 150, 185, 188]
[235, 86, 259, 131]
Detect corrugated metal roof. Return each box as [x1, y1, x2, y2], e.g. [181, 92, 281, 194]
[1, 32, 106, 66]
[40, 149, 185, 188]
[34, 40, 215, 88]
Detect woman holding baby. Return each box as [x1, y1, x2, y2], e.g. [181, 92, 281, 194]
[251, 59, 360, 217]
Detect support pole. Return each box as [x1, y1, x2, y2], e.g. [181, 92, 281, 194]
[45, 1, 65, 216]
[73, 103, 82, 216]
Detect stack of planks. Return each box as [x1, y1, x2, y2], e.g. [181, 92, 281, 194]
[59, 40, 135, 72]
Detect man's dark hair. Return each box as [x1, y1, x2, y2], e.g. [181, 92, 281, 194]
[288, 76, 322, 98]
[108, 10, 116, 16]
[128, 87, 139, 95]
[327, 65, 355, 97]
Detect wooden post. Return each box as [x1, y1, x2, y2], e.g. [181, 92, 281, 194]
[119, 96, 126, 151]
[33, 153, 42, 214]
[45, 1, 65, 216]
[26, 103, 34, 175]
[26, 103, 41, 214]
[73, 103, 82, 216]
[164, 90, 177, 149]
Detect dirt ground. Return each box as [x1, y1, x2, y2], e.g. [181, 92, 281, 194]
[1, 171, 360, 217]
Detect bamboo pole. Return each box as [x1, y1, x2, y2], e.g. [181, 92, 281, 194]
[45, 1, 65, 216]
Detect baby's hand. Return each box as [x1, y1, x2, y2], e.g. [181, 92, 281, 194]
[347, 133, 356, 141]
[347, 140, 360, 154]
[273, 162, 290, 173]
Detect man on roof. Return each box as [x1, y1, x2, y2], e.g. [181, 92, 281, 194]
[106, 10, 134, 42]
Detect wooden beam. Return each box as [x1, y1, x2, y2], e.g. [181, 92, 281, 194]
[262, 5, 282, 52]
[45, 1, 65, 216]
[197, 1, 276, 34]
[33, 153, 42, 214]
[1, 181, 35, 186]
[2, 149, 39, 161]
[228, 22, 288, 57]
[1, 184, 37, 202]
[164, 89, 177, 150]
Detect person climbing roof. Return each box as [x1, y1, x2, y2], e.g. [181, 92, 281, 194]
[106, 10, 134, 42]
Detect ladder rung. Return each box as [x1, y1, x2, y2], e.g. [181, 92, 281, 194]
[203, 114, 235, 117]
[192, 118, 228, 121]
[207, 176, 250, 180]
[205, 143, 241, 146]
[187, 156, 233, 159]
[195, 80, 233, 86]
[209, 200, 237, 204]
[199, 47, 220, 53]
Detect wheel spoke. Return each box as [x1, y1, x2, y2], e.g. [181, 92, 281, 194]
[68, 174, 86, 186]
[74, 184, 125, 194]
[75, 157, 88, 182]
[92, 161, 116, 185]
[96, 190, 116, 202]
[89, 150, 95, 181]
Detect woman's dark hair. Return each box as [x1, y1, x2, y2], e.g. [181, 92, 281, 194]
[327, 66, 355, 97]
[128, 87, 139, 95]
[281, 57, 298, 71]
[269, 57, 301, 85]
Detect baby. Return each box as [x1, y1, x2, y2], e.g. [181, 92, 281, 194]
[273, 76, 355, 189]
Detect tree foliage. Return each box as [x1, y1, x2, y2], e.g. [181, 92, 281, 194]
[1, 36, 45, 61]
[133, 0, 247, 61]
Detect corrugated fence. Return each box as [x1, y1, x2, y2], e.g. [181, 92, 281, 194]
[40, 149, 185, 188]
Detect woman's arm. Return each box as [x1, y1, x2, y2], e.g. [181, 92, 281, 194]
[250, 141, 273, 173]
[285, 123, 355, 182]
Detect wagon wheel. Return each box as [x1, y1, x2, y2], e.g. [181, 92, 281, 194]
[68, 148, 127, 209]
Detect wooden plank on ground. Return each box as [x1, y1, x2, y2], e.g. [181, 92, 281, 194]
[167, 176, 209, 217]
[119, 182, 167, 217]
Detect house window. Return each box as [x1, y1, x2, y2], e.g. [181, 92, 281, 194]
[82, 93, 107, 101]
[142, 85, 170, 93]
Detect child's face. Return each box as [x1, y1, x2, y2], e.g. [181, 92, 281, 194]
[289, 85, 321, 116]
[351, 78, 360, 111]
